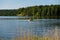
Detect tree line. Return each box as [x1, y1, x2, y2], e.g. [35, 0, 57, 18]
[0, 5, 60, 19]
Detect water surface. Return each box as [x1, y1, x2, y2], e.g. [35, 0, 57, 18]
[0, 16, 60, 40]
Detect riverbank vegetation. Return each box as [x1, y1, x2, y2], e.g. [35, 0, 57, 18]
[11, 36, 51, 40]
[0, 5, 60, 19]
[0, 36, 52, 40]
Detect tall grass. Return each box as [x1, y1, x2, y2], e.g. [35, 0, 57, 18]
[11, 35, 52, 40]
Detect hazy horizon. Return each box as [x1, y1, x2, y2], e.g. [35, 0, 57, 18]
[0, 0, 60, 9]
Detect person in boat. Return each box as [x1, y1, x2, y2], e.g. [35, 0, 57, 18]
[29, 17, 33, 21]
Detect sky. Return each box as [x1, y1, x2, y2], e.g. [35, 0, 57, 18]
[0, 0, 60, 9]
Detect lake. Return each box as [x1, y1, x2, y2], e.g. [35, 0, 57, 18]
[0, 16, 60, 40]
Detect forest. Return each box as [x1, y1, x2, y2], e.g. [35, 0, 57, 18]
[0, 5, 60, 19]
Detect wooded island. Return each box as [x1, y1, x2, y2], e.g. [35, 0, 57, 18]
[0, 5, 60, 19]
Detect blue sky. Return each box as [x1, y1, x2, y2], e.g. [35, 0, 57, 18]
[0, 0, 60, 9]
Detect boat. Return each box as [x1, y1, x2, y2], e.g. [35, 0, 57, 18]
[29, 18, 33, 21]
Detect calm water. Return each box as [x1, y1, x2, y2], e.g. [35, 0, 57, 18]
[0, 16, 60, 40]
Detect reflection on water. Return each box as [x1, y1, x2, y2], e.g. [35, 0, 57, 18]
[0, 16, 60, 40]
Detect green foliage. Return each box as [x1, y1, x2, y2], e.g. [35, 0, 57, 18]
[0, 10, 17, 16]
[0, 5, 60, 19]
